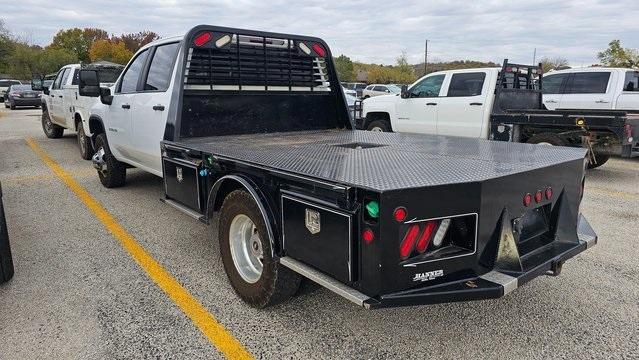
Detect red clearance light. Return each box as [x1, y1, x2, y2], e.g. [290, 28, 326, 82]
[400, 224, 420, 260]
[362, 228, 375, 244]
[416, 221, 437, 253]
[311, 43, 326, 57]
[194, 32, 212, 47]
[545, 187, 553, 200]
[523, 193, 532, 207]
[393, 207, 407, 222]
[535, 190, 543, 203]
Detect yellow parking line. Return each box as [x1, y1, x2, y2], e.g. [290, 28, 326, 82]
[25, 137, 253, 360]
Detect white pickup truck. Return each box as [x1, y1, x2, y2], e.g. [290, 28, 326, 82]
[36, 63, 123, 159]
[542, 67, 639, 110]
[360, 61, 639, 168]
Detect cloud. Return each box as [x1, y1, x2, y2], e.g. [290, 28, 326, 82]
[2, 0, 639, 66]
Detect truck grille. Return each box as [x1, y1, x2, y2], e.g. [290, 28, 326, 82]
[184, 33, 330, 92]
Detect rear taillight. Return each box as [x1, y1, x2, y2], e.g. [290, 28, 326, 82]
[415, 221, 437, 253]
[362, 228, 375, 244]
[311, 43, 326, 57]
[194, 32, 212, 47]
[399, 224, 420, 260]
[523, 193, 532, 207]
[545, 187, 553, 200]
[393, 207, 407, 222]
[535, 190, 543, 203]
[624, 124, 634, 143]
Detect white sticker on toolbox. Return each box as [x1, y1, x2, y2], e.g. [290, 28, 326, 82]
[412, 269, 443, 282]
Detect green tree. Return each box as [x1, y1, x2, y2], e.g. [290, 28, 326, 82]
[50, 27, 108, 62]
[0, 19, 16, 74]
[6, 42, 77, 79]
[112, 31, 159, 52]
[540, 56, 570, 73]
[597, 40, 639, 68]
[334, 55, 355, 81]
[38, 47, 77, 75]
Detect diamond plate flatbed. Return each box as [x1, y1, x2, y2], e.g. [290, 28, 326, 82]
[170, 129, 586, 191]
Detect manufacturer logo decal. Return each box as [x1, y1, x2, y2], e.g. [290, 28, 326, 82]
[412, 269, 443, 282]
[176, 167, 183, 183]
[305, 209, 321, 234]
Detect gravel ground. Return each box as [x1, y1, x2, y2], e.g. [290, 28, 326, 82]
[0, 107, 637, 359]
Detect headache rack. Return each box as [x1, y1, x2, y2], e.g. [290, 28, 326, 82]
[183, 31, 332, 92]
[493, 59, 544, 114]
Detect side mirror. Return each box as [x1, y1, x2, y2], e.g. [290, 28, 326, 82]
[400, 85, 409, 99]
[99, 87, 113, 106]
[79, 70, 100, 97]
[31, 77, 44, 91]
[43, 86, 50, 95]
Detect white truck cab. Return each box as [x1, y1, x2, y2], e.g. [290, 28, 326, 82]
[362, 68, 499, 138]
[39, 63, 123, 159]
[542, 67, 639, 111]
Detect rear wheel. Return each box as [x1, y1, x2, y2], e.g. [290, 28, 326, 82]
[526, 133, 566, 146]
[367, 119, 391, 132]
[77, 121, 94, 160]
[41, 108, 64, 138]
[9, 101, 15, 110]
[94, 133, 126, 188]
[587, 153, 610, 169]
[218, 190, 301, 308]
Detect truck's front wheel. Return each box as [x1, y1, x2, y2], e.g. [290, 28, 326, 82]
[77, 121, 95, 160]
[41, 108, 64, 139]
[218, 190, 301, 308]
[94, 133, 126, 188]
[367, 120, 391, 132]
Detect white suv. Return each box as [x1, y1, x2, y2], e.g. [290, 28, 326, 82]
[542, 67, 639, 110]
[361, 84, 401, 98]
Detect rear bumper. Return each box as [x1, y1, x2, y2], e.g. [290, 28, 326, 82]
[366, 214, 596, 309]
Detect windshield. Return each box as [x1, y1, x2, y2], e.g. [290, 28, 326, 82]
[387, 85, 401, 93]
[11, 85, 33, 91]
[0, 80, 20, 87]
[354, 83, 367, 90]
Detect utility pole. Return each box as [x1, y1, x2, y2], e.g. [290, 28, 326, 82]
[424, 39, 429, 75]
[532, 48, 537, 65]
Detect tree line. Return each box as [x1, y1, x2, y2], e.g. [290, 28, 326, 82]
[334, 39, 639, 84]
[0, 19, 158, 79]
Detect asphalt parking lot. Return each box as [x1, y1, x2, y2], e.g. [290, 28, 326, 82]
[0, 107, 638, 359]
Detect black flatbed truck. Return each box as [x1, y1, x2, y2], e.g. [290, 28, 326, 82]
[156, 26, 597, 308]
[489, 61, 639, 168]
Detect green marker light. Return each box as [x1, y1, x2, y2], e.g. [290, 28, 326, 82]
[366, 200, 379, 218]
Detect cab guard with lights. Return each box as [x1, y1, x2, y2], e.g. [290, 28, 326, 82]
[158, 25, 598, 308]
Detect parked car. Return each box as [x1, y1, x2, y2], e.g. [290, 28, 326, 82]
[362, 84, 401, 98]
[543, 67, 639, 110]
[361, 60, 639, 168]
[0, 79, 22, 102]
[4, 84, 42, 109]
[42, 73, 57, 91]
[32, 62, 124, 159]
[78, 26, 596, 309]
[341, 84, 357, 97]
[0, 180, 14, 284]
[343, 82, 367, 97]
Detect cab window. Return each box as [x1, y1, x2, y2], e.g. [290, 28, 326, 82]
[564, 72, 610, 94]
[623, 71, 639, 92]
[541, 73, 568, 94]
[446, 72, 486, 97]
[144, 42, 179, 91]
[51, 69, 67, 90]
[409, 74, 445, 98]
[118, 49, 150, 93]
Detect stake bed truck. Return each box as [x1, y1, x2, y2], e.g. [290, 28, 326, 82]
[79, 25, 597, 308]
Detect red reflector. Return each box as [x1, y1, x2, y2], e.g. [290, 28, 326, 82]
[400, 224, 420, 260]
[523, 193, 532, 207]
[535, 190, 543, 203]
[194, 32, 212, 47]
[545, 187, 553, 200]
[362, 228, 375, 244]
[311, 43, 326, 57]
[393, 207, 407, 222]
[416, 221, 437, 253]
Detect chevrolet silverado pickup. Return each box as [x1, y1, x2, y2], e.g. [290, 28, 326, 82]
[78, 25, 597, 308]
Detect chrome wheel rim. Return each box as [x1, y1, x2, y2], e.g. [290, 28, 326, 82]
[537, 142, 552, 146]
[370, 126, 384, 132]
[229, 214, 263, 283]
[78, 125, 86, 153]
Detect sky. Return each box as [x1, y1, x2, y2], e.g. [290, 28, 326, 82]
[2, 0, 639, 66]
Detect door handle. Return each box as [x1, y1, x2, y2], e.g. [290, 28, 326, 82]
[426, 102, 437, 106]
[469, 102, 483, 106]
[546, 100, 558, 103]
[121, 104, 130, 109]
[58, 95, 63, 98]
[595, 100, 610, 103]
[153, 105, 165, 111]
